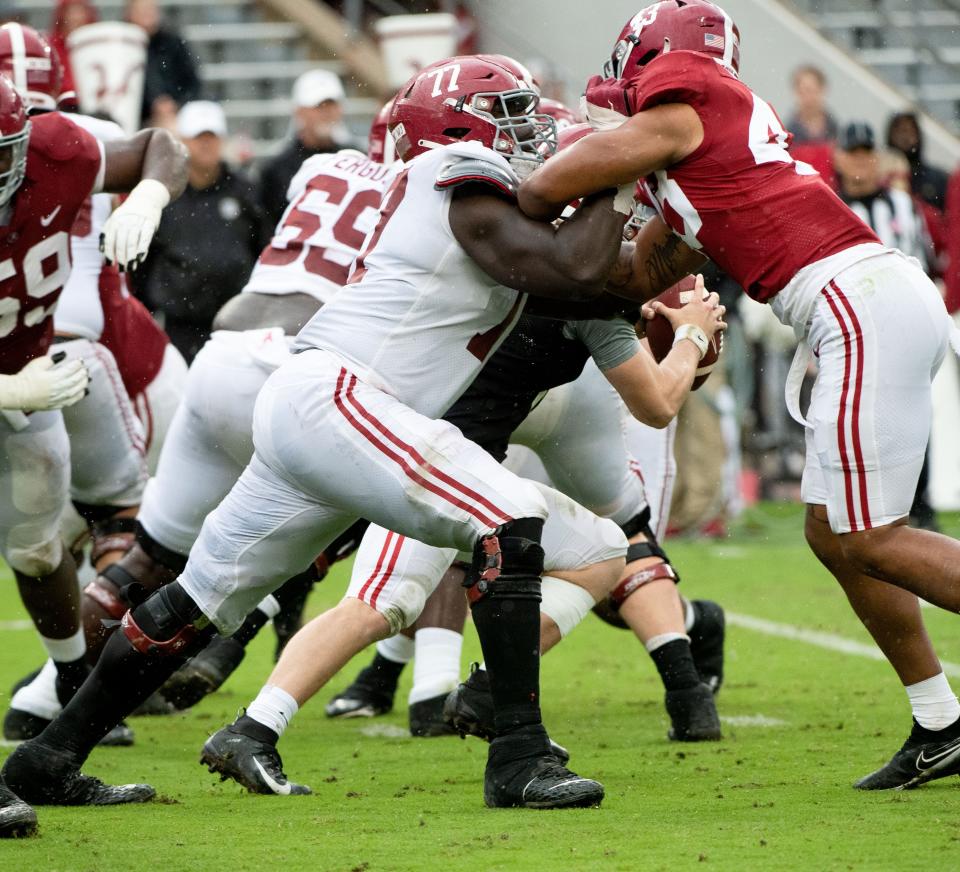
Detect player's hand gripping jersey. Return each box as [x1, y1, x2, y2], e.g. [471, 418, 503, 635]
[0, 112, 103, 373]
[295, 142, 526, 418]
[243, 150, 396, 302]
[586, 52, 881, 303]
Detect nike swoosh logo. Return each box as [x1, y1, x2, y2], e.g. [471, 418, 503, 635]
[253, 757, 291, 795]
[521, 776, 591, 800]
[916, 738, 960, 770]
[40, 206, 61, 227]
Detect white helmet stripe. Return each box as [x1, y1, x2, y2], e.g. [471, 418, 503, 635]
[720, 9, 735, 71]
[2, 23, 27, 95]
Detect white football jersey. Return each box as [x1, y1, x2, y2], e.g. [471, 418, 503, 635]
[53, 113, 125, 340]
[295, 141, 526, 419]
[243, 150, 395, 303]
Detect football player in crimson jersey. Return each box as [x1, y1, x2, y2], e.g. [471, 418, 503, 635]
[3, 55, 634, 818]
[519, 0, 960, 791]
[0, 64, 186, 834]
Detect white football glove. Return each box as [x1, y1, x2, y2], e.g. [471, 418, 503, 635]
[0, 354, 90, 411]
[100, 179, 170, 272]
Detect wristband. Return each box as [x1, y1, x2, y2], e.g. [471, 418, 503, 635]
[673, 324, 709, 361]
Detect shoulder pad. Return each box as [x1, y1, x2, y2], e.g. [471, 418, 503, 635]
[434, 157, 519, 198]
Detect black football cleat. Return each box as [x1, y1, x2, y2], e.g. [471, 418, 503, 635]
[9, 666, 42, 697]
[484, 726, 603, 809]
[665, 683, 722, 742]
[2, 740, 154, 806]
[324, 662, 396, 719]
[3, 707, 49, 742]
[201, 724, 311, 796]
[162, 636, 246, 711]
[442, 664, 496, 741]
[409, 694, 457, 737]
[0, 779, 37, 838]
[3, 707, 134, 747]
[443, 665, 570, 762]
[689, 599, 725, 694]
[855, 717, 960, 790]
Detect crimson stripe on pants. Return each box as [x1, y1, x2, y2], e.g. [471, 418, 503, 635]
[357, 530, 395, 603]
[368, 532, 405, 608]
[822, 286, 859, 531]
[829, 281, 872, 529]
[342, 373, 512, 525]
[332, 369, 509, 529]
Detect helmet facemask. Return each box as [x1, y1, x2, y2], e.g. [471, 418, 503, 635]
[0, 119, 29, 207]
[460, 89, 557, 178]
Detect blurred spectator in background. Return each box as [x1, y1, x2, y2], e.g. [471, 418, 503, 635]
[126, 0, 200, 128]
[835, 121, 938, 529]
[785, 65, 838, 188]
[886, 111, 949, 211]
[786, 65, 838, 144]
[132, 101, 267, 361]
[47, 0, 98, 99]
[257, 69, 351, 227]
[836, 122, 933, 267]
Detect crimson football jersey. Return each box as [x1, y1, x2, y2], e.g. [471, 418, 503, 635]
[0, 111, 103, 373]
[618, 53, 880, 302]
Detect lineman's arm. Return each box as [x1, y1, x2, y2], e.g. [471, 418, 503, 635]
[518, 103, 703, 222]
[606, 217, 708, 303]
[99, 129, 189, 272]
[449, 186, 626, 300]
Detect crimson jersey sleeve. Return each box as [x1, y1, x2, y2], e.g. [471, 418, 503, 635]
[624, 53, 878, 301]
[0, 112, 104, 373]
[628, 51, 714, 115]
[28, 112, 103, 201]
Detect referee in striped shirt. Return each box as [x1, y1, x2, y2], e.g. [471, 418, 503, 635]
[835, 121, 938, 529]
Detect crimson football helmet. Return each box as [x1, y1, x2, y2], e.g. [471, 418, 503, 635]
[0, 23, 62, 111]
[603, 1, 741, 81]
[0, 75, 30, 207]
[367, 96, 396, 163]
[538, 98, 583, 133]
[475, 54, 540, 96]
[389, 55, 556, 168]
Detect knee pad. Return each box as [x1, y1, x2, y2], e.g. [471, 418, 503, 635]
[135, 521, 189, 574]
[8, 537, 63, 578]
[122, 582, 209, 657]
[540, 576, 596, 638]
[84, 559, 155, 621]
[593, 521, 678, 628]
[464, 517, 544, 605]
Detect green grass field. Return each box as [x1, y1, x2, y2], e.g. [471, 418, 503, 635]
[1, 503, 959, 871]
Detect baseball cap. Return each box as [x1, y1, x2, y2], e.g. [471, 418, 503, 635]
[292, 69, 345, 108]
[177, 100, 228, 138]
[839, 121, 875, 151]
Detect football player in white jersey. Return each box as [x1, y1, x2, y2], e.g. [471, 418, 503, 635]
[4, 55, 646, 814]
[4, 128, 395, 744]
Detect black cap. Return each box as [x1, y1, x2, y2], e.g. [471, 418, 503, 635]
[839, 121, 875, 151]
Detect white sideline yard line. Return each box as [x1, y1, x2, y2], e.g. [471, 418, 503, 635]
[0, 620, 32, 631]
[728, 611, 960, 679]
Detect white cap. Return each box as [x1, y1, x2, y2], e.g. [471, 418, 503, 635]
[292, 69, 345, 108]
[177, 100, 228, 138]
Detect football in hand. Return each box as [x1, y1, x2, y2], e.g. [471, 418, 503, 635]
[644, 275, 723, 391]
